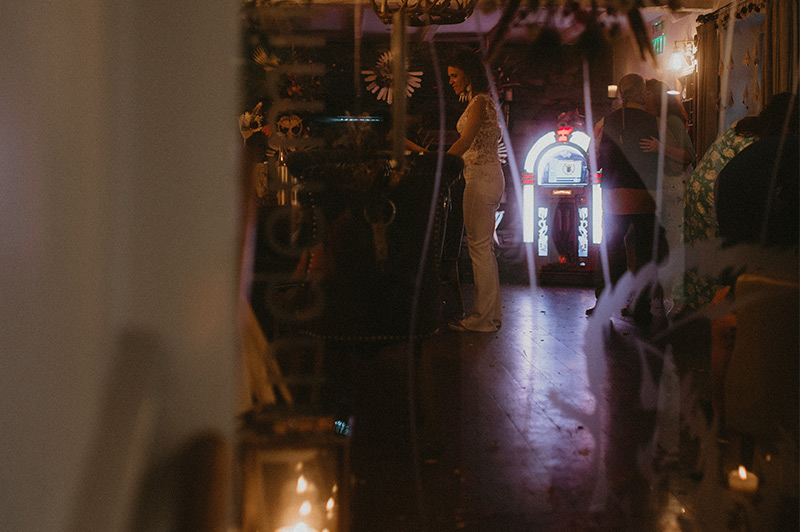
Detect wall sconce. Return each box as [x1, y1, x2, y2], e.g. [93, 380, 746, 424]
[371, 0, 477, 26]
[607, 85, 618, 99]
[668, 40, 696, 74]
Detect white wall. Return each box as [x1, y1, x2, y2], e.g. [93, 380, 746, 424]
[0, 1, 239, 529]
[611, 9, 701, 91]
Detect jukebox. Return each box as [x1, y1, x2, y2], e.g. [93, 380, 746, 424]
[522, 125, 602, 283]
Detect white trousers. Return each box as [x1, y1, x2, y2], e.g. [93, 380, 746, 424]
[460, 162, 504, 331]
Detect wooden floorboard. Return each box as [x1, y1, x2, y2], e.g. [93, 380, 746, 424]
[341, 281, 796, 531]
[347, 284, 621, 531]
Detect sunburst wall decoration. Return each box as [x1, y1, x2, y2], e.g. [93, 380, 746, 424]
[362, 51, 422, 105]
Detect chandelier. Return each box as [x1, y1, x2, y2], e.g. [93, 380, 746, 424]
[371, 0, 478, 26]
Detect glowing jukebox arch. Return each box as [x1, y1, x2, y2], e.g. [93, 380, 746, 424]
[522, 125, 603, 281]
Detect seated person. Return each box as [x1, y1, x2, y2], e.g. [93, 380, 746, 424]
[679, 92, 798, 312]
[715, 96, 799, 249]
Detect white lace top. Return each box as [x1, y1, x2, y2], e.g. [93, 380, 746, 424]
[456, 93, 501, 167]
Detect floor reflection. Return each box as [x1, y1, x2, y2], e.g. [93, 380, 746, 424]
[341, 279, 797, 531]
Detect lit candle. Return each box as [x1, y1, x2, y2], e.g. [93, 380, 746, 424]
[276, 523, 318, 532]
[278, 148, 289, 206]
[728, 465, 759, 493]
[296, 475, 308, 494]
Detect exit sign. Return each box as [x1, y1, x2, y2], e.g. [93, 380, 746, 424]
[652, 35, 665, 55]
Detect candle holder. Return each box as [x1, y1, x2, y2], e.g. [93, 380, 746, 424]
[728, 465, 759, 493]
[238, 408, 352, 532]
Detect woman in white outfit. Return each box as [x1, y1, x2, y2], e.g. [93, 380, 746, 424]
[445, 49, 504, 332]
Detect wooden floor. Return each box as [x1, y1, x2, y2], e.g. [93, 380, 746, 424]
[335, 276, 798, 532]
[245, 263, 797, 531]
[345, 283, 669, 531]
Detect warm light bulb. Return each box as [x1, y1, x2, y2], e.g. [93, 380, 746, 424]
[297, 475, 308, 494]
[738, 465, 747, 480]
[668, 51, 684, 71]
[299, 500, 312, 516]
[326, 497, 335, 511]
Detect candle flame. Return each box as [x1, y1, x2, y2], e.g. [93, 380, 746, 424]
[299, 500, 312, 516]
[276, 523, 315, 532]
[738, 466, 747, 480]
[326, 497, 335, 511]
[297, 475, 308, 493]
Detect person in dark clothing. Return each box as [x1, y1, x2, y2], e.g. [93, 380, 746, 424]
[588, 73, 662, 324]
[716, 135, 799, 248]
[716, 92, 799, 249]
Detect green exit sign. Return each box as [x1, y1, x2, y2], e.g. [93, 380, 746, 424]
[652, 35, 665, 55]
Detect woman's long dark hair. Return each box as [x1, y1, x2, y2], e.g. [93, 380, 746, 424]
[735, 92, 799, 138]
[447, 48, 490, 94]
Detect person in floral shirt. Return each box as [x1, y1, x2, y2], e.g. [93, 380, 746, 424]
[680, 122, 756, 310]
[681, 92, 796, 310]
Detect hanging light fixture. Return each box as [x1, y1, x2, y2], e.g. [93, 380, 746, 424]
[371, 0, 477, 26]
[667, 40, 696, 74]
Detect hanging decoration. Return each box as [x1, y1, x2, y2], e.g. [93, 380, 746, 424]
[277, 114, 305, 138]
[710, 0, 767, 28]
[238, 102, 266, 143]
[264, 113, 312, 159]
[252, 44, 281, 72]
[371, 0, 477, 26]
[362, 51, 423, 105]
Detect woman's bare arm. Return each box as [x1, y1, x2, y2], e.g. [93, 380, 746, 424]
[640, 136, 693, 164]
